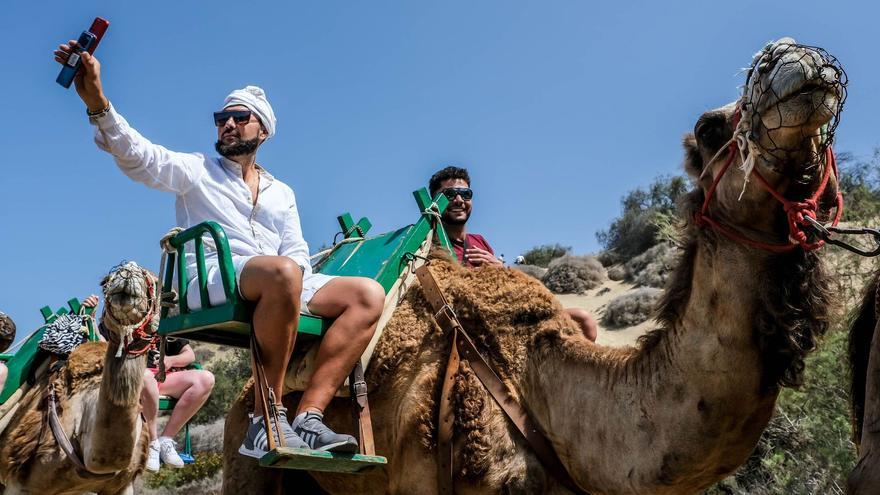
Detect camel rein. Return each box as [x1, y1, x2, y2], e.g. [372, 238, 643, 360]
[45, 370, 116, 480]
[415, 265, 590, 495]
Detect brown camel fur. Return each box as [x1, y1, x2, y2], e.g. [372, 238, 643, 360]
[222, 38, 845, 494]
[0, 262, 157, 495]
[846, 274, 880, 494]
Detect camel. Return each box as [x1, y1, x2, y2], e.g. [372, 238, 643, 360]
[0, 261, 157, 495]
[846, 275, 880, 494]
[221, 38, 846, 494]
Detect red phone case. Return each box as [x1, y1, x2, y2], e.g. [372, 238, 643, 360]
[86, 17, 110, 54]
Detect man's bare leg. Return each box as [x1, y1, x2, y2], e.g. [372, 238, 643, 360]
[238, 256, 303, 415]
[297, 277, 385, 414]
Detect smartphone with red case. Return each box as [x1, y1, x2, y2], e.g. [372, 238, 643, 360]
[57, 17, 110, 88]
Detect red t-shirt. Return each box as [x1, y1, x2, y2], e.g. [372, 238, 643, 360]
[451, 233, 494, 268]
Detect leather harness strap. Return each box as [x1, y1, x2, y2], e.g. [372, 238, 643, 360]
[415, 265, 590, 495]
[349, 361, 377, 455]
[46, 374, 115, 480]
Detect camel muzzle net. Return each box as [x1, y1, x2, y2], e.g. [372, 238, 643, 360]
[736, 40, 847, 182]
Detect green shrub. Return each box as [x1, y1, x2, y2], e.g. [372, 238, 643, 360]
[541, 255, 605, 294]
[192, 349, 250, 425]
[521, 244, 571, 268]
[144, 451, 223, 489]
[596, 175, 688, 261]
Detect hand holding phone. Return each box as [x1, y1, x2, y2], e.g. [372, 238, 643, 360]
[56, 17, 109, 89]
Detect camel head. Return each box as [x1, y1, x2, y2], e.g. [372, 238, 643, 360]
[99, 261, 160, 357]
[684, 38, 846, 239]
[0, 311, 15, 353]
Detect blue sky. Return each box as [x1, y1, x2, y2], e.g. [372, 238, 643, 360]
[2, 0, 878, 339]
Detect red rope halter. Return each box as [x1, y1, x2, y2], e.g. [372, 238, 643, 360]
[694, 112, 843, 253]
[103, 271, 159, 358]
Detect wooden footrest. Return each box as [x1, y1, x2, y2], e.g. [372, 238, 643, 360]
[259, 447, 387, 473]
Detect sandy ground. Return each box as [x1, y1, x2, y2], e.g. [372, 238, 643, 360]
[555, 278, 656, 347]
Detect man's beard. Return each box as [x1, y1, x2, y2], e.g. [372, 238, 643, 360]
[215, 137, 260, 158]
[442, 211, 470, 226]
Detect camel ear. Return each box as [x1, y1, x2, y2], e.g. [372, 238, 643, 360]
[683, 133, 702, 180]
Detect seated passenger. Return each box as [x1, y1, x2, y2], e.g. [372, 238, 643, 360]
[141, 337, 214, 471]
[55, 43, 384, 457]
[428, 166, 598, 341]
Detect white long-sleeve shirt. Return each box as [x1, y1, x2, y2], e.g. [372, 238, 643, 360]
[91, 105, 312, 277]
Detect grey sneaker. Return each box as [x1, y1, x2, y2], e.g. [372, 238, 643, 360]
[291, 411, 359, 453]
[238, 407, 308, 458]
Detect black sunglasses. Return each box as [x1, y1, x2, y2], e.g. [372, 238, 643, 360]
[441, 187, 473, 200]
[213, 110, 252, 127]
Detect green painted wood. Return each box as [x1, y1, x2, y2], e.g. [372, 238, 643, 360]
[158, 189, 451, 350]
[0, 325, 46, 403]
[40, 306, 53, 323]
[337, 213, 355, 236]
[1, 298, 101, 404]
[336, 213, 372, 239]
[260, 447, 387, 473]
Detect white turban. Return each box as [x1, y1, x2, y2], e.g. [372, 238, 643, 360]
[223, 85, 277, 139]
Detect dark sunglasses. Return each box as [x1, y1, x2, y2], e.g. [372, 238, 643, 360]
[213, 110, 252, 127]
[441, 187, 473, 200]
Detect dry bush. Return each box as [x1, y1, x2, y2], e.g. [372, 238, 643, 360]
[607, 265, 626, 281]
[512, 264, 548, 280]
[624, 242, 680, 288]
[596, 250, 622, 267]
[541, 255, 606, 294]
[601, 288, 662, 328]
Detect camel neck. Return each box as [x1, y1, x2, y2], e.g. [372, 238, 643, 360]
[81, 350, 147, 472]
[519, 240, 789, 493]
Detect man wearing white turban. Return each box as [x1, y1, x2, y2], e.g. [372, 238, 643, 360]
[55, 41, 384, 458]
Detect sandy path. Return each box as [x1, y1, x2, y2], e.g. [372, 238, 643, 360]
[554, 279, 656, 347]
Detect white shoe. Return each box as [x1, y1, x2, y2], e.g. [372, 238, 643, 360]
[146, 439, 161, 472]
[159, 437, 185, 468]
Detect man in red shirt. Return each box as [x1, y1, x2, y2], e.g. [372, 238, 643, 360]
[429, 167, 597, 341]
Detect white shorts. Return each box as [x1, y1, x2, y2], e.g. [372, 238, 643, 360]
[185, 255, 336, 316]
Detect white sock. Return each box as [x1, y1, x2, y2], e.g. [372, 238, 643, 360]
[159, 436, 173, 443]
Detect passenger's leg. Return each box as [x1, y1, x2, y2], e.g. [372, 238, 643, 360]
[298, 276, 384, 414]
[141, 370, 160, 440]
[142, 370, 161, 471]
[238, 256, 302, 415]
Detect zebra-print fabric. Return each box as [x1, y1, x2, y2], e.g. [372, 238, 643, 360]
[39, 314, 87, 356]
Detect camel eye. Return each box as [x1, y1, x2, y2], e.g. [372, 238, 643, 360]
[697, 122, 726, 151]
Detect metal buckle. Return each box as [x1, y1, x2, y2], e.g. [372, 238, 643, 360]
[434, 305, 459, 331]
[352, 380, 368, 398]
